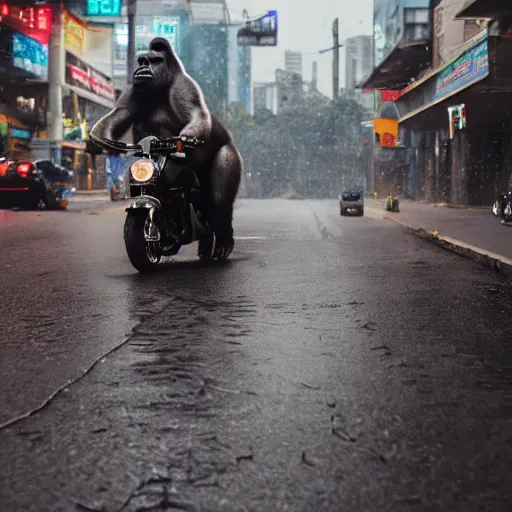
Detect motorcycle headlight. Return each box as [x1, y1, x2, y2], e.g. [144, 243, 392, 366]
[130, 159, 155, 183]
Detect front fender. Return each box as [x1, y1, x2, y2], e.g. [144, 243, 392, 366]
[125, 195, 162, 212]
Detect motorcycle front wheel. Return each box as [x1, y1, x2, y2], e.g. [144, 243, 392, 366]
[124, 211, 161, 272]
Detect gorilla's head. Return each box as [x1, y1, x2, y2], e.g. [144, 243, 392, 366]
[132, 38, 178, 91]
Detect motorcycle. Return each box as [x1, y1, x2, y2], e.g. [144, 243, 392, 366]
[90, 133, 212, 273]
[492, 191, 512, 221]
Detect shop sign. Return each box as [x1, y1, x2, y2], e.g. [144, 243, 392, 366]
[63, 11, 85, 54]
[86, 0, 121, 17]
[65, 52, 115, 102]
[381, 90, 403, 102]
[237, 10, 278, 47]
[0, 4, 52, 45]
[434, 40, 489, 102]
[372, 117, 399, 148]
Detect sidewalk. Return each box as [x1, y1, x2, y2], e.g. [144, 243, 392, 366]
[74, 189, 109, 197]
[364, 198, 512, 276]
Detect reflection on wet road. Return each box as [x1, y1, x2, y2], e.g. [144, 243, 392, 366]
[1, 198, 512, 510]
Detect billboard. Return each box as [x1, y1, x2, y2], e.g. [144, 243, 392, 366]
[12, 31, 48, 80]
[237, 11, 278, 47]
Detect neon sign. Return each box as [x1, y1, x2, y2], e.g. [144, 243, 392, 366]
[87, 0, 121, 17]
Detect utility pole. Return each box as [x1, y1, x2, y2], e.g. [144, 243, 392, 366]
[319, 18, 342, 101]
[332, 18, 339, 101]
[126, 0, 137, 84]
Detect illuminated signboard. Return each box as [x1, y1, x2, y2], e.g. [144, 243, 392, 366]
[11, 127, 31, 140]
[12, 31, 48, 80]
[86, 0, 121, 17]
[237, 11, 278, 47]
[63, 11, 86, 54]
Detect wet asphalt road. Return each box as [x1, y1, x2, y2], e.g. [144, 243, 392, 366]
[1, 198, 512, 511]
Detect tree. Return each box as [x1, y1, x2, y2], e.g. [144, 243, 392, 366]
[227, 95, 368, 198]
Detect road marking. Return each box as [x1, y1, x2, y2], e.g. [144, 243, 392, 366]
[234, 236, 267, 240]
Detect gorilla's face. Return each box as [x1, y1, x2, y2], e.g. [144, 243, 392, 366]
[133, 51, 170, 91]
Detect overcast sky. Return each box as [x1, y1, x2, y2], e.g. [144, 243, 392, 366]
[226, 0, 373, 98]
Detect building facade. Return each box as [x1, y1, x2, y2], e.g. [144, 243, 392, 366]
[227, 25, 251, 113]
[284, 51, 302, 78]
[362, 0, 512, 206]
[345, 35, 374, 112]
[252, 69, 306, 116]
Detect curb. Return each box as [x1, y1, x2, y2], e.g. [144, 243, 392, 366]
[365, 206, 512, 277]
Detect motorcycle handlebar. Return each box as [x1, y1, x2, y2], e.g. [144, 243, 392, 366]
[89, 134, 204, 154]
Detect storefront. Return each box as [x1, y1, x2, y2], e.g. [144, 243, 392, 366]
[0, 3, 53, 159]
[60, 10, 114, 190]
[395, 29, 512, 205]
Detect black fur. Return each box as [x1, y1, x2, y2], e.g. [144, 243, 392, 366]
[91, 37, 242, 259]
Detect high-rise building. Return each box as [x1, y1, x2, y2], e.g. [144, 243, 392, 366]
[284, 51, 302, 78]
[227, 25, 251, 113]
[344, 35, 374, 112]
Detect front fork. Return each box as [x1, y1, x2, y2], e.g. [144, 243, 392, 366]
[144, 206, 160, 242]
[126, 196, 176, 245]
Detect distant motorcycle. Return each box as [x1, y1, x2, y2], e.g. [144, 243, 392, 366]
[492, 191, 511, 220]
[90, 134, 211, 273]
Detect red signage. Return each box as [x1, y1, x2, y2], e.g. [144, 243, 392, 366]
[381, 90, 403, 102]
[381, 132, 397, 147]
[66, 54, 115, 102]
[0, 4, 52, 44]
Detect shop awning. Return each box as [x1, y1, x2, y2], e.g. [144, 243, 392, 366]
[455, 0, 510, 19]
[361, 40, 431, 90]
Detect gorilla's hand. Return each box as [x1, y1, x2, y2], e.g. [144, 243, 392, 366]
[179, 123, 204, 140]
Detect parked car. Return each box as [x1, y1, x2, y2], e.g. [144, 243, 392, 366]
[339, 188, 364, 216]
[0, 159, 76, 210]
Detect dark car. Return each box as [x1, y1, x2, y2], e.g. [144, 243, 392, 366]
[0, 159, 76, 210]
[339, 188, 364, 216]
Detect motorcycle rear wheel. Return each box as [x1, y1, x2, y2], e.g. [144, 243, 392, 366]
[124, 211, 161, 272]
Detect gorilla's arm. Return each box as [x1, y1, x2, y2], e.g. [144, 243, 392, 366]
[171, 74, 212, 140]
[90, 89, 136, 143]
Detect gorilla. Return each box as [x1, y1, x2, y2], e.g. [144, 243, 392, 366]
[90, 37, 242, 260]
